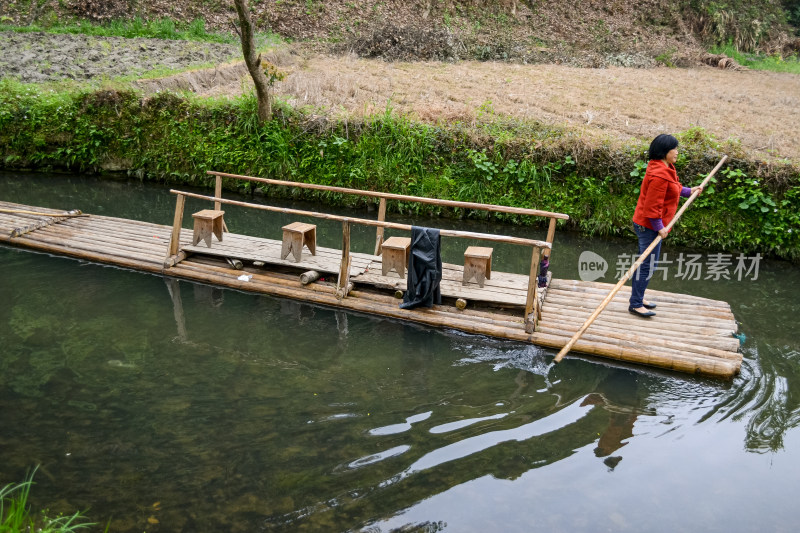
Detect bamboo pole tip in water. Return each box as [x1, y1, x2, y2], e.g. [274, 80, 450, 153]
[553, 346, 569, 363]
[455, 298, 468, 310]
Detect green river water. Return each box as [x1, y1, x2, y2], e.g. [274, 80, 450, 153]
[1, 172, 799, 532]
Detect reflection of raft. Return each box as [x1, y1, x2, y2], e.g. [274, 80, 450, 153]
[0, 175, 742, 379]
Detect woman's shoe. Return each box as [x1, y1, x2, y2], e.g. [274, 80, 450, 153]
[642, 301, 657, 310]
[629, 307, 656, 318]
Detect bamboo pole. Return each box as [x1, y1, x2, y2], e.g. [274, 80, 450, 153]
[11, 220, 52, 238]
[553, 155, 728, 363]
[0, 208, 85, 217]
[7, 209, 88, 237]
[300, 270, 321, 285]
[374, 197, 387, 255]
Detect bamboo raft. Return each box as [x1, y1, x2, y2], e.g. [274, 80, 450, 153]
[0, 176, 742, 379]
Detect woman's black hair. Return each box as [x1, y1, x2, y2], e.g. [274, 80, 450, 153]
[648, 134, 679, 160]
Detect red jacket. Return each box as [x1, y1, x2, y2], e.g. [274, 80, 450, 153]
[632, 160, 683, 232]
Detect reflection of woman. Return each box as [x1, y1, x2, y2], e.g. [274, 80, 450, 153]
[629, 134, 702, 318]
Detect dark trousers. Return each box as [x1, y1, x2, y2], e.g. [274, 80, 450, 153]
[629, 223, 661, 309]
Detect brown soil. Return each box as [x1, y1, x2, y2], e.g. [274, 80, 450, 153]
[144, 47, 800, 163]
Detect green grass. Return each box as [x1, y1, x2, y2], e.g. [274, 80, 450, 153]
[1, 466, 95, 533]
[0, 16, 239, 44]
[711, 44, 800, 73]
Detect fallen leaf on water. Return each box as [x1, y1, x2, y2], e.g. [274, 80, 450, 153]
[147, 516, 160, 524]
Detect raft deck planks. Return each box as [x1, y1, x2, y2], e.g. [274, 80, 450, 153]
[0, 201, 742, 378]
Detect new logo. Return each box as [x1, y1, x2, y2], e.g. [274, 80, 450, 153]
[578, 250, 608, 282]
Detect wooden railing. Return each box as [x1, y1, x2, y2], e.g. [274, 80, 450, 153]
[206, 171, 569, 259]
[165, 187, 557, 331]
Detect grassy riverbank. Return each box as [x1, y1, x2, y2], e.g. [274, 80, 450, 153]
[1, 467, 95, 532]
[1, 80, 798, 261]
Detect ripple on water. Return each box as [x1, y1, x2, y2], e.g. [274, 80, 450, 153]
[347, 445, 412, 470]
[376, 398, 594, 488]
[428, 412, 509, 434]
[368, 411, 432, 436]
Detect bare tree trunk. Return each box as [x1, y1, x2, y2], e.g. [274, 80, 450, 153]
[233, 0, 272, 123]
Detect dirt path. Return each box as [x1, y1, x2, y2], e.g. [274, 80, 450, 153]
[2, 31, 798, 162]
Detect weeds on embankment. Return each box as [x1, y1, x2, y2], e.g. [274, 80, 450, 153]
[0, 81, 798, 261]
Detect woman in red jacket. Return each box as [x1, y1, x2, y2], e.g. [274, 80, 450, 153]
[629, 134, 702, 317]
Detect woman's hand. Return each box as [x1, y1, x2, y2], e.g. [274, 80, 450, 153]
[658, 227, 669, 239]
[691, 185, 703, 195]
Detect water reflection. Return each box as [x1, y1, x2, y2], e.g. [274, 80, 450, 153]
[1, 171, 800, 532]
[369, 411, 433, 436]
[386, 399, 594, 482]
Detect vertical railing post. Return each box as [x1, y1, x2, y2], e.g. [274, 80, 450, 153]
[524, 245, 541, 333]
[167, 193, 185, 257]
[544, 217, 557, 259]
[337, 219, 352, 299]
[214, 175, 222, 212]
[374, 197, 387, 255]
[215, 175, 229, 232]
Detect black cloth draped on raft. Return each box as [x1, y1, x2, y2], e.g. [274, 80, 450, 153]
[537, 257, 549, 288]
[400, 226, 442, 310]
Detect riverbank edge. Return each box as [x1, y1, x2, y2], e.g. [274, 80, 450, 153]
[1, 83, 798, 262]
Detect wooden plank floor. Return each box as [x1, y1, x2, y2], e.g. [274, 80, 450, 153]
[184, 234, 534, 306]
[0, 201, 742, 378]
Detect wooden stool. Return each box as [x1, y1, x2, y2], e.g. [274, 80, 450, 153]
[281, 222, 317, 262]
[381, 236, 412, 278]
[192, 209, 225, 248]
[463, 246, 493, 287]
